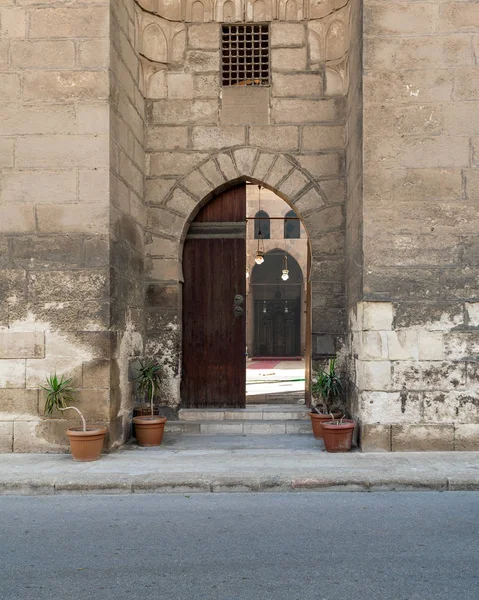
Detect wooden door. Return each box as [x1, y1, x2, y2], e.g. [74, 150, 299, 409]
[181, 185, 246, 408]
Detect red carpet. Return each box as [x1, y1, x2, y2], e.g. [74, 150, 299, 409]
[247, 361, 280, 370]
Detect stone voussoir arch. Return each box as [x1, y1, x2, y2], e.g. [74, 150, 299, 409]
[158, 146, 335, 244]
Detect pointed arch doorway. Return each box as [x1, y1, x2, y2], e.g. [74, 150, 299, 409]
[181, 184, 247, 409]
[181, 182, 312, 409]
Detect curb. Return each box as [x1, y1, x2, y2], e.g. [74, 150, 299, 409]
[1, 474, 478, 495]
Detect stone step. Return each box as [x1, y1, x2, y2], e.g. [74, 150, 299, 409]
[165, 419, 313, 435]
[178, 406, 310, 422]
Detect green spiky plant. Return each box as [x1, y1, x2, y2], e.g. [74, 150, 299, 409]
[41, 373, 87, 431]
[311, 358, 343, 418]
[134, 359, 165, 417]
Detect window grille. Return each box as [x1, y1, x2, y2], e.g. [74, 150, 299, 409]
[221, 24, 270, 87]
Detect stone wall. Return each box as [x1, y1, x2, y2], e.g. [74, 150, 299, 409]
[0, 0, 111, 451]
[355, 0, 479, 450]
[142, 7, 355, 411]
[109, 0, 147, 447]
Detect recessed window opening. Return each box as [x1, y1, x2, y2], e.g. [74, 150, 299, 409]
[221, 24, 270, 87]
[254, 210, 270, 239]
[284, 210, 301, 239]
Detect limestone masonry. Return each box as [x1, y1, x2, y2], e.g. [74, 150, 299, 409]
[0, 0, 478, 452]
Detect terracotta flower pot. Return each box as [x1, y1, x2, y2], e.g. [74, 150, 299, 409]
[309, 411, 342, 439]
[133, 416, 167, 447]
[67, 427, 108, 462]
[321, 419, 356, 453]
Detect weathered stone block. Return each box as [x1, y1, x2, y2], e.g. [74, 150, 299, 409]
[149, 99, 218, 125]
[271, 47, 307, 71]
[454, 424, 479, 451]
[444, 332, 479, 361]
[147, 207, 185, 239]
[148, 152, 208, 177]
[185, 50, 219, 72]
[1, 170, 77, 204]
[397, 36, 472, 69]
[233, 148, 258, 177]
[361, 331, 388, 360]
[453, 68, 479, 101]
[188, 23, 218, 50]
[302, 126, 345, 151]
[0, 138, 14, 169]
[249, 126, 299, 152]
[356, 359, 392, 391]
[271, 22, 305, 48]
[391, 424, 454, 452]
[0, 7, 26, 38]
[0, 389, 38, 418]
[363, 70, 454, 104]
[78, 39, 109, 68]
[145, 178, 176, 205]
[11, 40, 75, 69]
[422, 361, 466, 392]
[191, 126, 245, 150]
[387, 330, 418, 361]
[360, 424, 391, 452]
[293, 186, 325, 216]
[362, 302, 393, 331]
[28, 7, 108, 38]
[167, 73, 193, 99]
[466, 303, 479, 327]
[423, 391, 478, 424]
[29, 270, 108, 303]
[418, 330, 443, 361]
[0, 360, 25, 388]
[0, 422, 13, 452]
[0, 73, 20, 103]
[13, 420, 70, 453]
[439, 4, 479, 34]
[36, 204, 108, 234]
[364, 4, 434, 36]
[199, 160, 226, 189]
[297, 153, 342, 179]
[16, 135, 109, 169]
[221, 86, 269, 126]
[272, 73, 321, 98]
[165, 187, 197, 216]
[146, 126, 189, 150]
[193, 73, 219, 98]
[0, 205, 35, 233]
[272, 98, 343, 123]
[395, 105, 442, 136]
[277, 168, 311, 201]
[360, 389, 422, 424]
[23, 71, 109, 102]
[0, 332, 44, 359]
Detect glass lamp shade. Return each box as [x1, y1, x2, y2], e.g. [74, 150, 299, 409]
[255, 251, 265, 265]
[281, 269, 289, 281]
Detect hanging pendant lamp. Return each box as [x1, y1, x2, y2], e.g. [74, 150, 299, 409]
[281, 253, 289, 281]
[255, 185, 265, 265]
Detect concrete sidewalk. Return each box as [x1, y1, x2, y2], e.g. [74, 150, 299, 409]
[1, 434, 478, 495]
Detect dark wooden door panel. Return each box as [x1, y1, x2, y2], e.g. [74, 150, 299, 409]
[181, 185, 246, 409]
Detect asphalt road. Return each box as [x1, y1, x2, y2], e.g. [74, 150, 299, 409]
[1, 492, 478, 600]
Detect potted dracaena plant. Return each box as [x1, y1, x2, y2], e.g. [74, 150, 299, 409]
[309, 358, 344, 439]
[309, 358, 356, 452]
[41, 373, 107, 461]
[132, 359, 167, 447]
